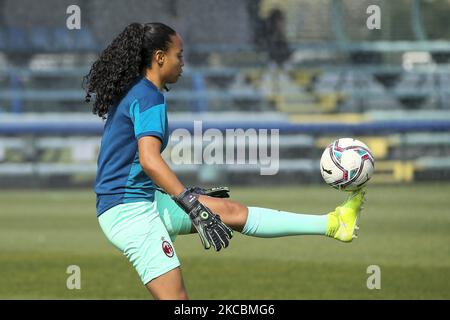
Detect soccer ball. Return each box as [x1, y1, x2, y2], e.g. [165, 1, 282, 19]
[320, 138, 375, 191]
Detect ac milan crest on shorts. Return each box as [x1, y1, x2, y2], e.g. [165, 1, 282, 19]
[162, 240, 174, 257]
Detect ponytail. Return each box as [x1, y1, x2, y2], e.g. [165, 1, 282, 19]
[83, 22, 176, 119]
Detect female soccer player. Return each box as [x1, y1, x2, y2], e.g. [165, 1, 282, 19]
[84, 22, 366, 300]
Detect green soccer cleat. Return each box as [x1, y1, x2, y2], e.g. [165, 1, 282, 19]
[326, 189, 367, 242]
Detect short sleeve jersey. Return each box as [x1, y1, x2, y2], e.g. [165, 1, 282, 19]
[95, 77, 169, 216]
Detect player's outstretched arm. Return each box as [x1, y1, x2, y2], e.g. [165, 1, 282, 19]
[138, 136, 233, 251]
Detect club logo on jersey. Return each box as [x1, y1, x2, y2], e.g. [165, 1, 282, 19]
[162, 240, 174, 258]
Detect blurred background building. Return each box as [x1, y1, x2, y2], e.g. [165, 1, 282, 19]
[1, 0, 450, 188]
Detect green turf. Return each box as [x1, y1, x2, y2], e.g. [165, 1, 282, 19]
[0, 183, 449, 299]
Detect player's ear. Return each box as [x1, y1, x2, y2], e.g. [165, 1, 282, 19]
[154, 50, 165, 66]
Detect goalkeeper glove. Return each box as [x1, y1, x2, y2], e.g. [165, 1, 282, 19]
[173, 188, 233, 251]
[155, 185, 230, 198]
[187, 186, 230, 198]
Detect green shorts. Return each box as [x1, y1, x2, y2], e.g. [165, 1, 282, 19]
[98, 190, 192, 285]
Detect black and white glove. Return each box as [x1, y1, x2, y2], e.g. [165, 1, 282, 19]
[156, 185, 230, 198]
[172, 188, 233, 251]
[187, 186, 230, 198]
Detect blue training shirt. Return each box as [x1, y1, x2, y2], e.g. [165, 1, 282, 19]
[95, 76, 169, 216]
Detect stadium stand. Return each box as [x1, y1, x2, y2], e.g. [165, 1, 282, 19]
[1, 0, 450, 188]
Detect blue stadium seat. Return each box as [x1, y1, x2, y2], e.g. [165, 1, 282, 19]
[8, 27, 28, 51]
[0, 29, 6, 51]
[29, 27, 52, 51]
[75, 28, 97, 51]
[53, 27, 76, 51]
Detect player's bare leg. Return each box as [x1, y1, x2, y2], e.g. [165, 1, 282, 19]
[194, 191, 365, 241]
[196, 195, 248, 232]
[145, 267, 189, 300]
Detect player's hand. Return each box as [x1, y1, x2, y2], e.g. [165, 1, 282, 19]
[187, 186, 230, 198]
[173, 189, 233, 251]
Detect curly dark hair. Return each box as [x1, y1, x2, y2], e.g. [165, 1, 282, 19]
[83, 22, 176, 119]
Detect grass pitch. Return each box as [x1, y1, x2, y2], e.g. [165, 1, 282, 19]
[0, 183, 449, 299]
